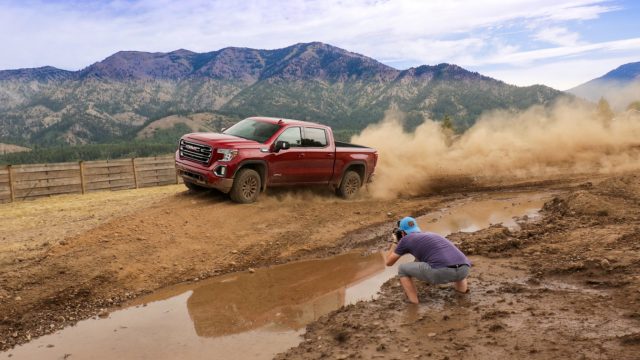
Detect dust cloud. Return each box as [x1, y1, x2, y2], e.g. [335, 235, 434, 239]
[577, 81, 640, 111]
[352, 99, 640, 199]
[606, 82, 640, 111]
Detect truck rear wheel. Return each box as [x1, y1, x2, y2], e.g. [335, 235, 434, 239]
[337, 170, 362, 199]
[229, 169, 261, 203]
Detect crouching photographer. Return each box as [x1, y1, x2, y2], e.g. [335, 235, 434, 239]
[385, 216, 472, 304]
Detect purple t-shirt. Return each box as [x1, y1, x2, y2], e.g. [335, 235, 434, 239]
[395, 232, 471, 269]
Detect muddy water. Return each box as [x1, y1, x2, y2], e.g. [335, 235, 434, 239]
[3, 252, 388, 360]
[3, 192, 551, 360]
[415, 192, 549, 235]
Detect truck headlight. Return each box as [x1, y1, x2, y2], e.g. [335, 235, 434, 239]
[217, 148, 238, 162]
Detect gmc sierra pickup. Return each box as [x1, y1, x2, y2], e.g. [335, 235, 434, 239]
[175, 117, 377, 203]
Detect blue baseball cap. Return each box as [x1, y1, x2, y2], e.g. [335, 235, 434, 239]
[399, 216, 421, 233]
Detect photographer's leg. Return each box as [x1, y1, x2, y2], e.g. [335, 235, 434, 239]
[400, 276, 419, 304]
[454, 266, 470, 293]
[398, 262, 433, 304]
[454, 278, 468, 293]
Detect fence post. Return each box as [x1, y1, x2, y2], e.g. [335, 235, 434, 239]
[79, 161, 86, 194]
[131, 158, 139, 189]
[7, 165, 15, 202]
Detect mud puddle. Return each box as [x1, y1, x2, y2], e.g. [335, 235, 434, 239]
[2, 191, 553, 360]
[2, 252, 389, 360]
[416, 192, 550, 235]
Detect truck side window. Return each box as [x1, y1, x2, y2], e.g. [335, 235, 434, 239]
[276, 127, 302, 147]
[302, 128, 328, 147]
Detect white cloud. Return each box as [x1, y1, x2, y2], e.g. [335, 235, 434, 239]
[365, 37, 488, 67]
[0, 0, 636, 88]
[543, 4, 618, 20]
[481, 37, 640, 65]
[533, 26, 582, 46]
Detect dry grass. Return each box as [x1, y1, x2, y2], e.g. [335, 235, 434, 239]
[0, 184, 184, 253]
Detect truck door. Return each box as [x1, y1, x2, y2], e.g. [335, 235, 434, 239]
[299, 127, 334, 183]
[268, 126, 306, 184]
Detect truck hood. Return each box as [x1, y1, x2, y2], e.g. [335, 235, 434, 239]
[184, 132, 261, 148]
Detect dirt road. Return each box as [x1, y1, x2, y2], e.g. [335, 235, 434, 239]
[1, 175, 639, 359]
[0, 184, 455, 351]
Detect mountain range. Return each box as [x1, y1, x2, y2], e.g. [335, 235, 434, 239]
[0, 42, 566, 146]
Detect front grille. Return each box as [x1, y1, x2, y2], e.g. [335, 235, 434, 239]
[179, 139, 213, 164]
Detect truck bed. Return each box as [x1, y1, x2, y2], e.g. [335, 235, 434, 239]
[335, 141, 373, 149]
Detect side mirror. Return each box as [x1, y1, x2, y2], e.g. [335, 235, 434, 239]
[274, 140, 290, 153]
[220, 127, 227, 133]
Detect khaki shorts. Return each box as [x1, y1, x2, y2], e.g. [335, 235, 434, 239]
[398, 262, 469, 285]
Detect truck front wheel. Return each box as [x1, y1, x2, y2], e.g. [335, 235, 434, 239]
[229, 169, 261, 203]
[337, 170, 362, 199]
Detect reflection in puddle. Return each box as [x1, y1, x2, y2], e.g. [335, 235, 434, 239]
[5, 253, 389, 360]
[3, 191, 553, 360]
[184, 252, 385, 337]
[417, 193, 550, 236]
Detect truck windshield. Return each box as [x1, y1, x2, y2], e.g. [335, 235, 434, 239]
[223, 119, 281, 143]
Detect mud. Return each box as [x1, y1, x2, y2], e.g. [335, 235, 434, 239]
[1, 190, 547, 359]
[278, 174, 640, 359]
[0, 184, 455, 352]
[3, 252, 389, 360]
[1, 174, 639, 359]
[415, 192, 549, 235]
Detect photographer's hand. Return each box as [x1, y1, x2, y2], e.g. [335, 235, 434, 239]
[387, 232, 399, 253]
[385, 236, 401, 266]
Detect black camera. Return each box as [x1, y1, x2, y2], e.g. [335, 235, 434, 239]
[392, 221, 404, 242]
[393, 227, 404, 240]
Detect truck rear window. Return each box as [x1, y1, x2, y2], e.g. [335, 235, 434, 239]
[223, 119, 281, 143]
[303, 127, 328, 147]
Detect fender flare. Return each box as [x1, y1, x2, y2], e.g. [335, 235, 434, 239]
[340, 160, 368, 185]
[232, 160, 270, 191]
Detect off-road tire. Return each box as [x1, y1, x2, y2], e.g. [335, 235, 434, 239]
[337, 170, 362, 199]
[184, 181, 206, 192]
[229, 169, 261, 204]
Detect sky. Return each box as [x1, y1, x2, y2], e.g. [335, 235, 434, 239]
[0, 0, 639, 90]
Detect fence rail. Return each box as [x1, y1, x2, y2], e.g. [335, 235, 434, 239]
[0, 155, 182, 203]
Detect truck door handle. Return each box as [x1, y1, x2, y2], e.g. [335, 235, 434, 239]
[327, 153, 334, 157]
[298, 153, 305, 158]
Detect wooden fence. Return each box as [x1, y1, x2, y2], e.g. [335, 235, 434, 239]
[0, 155, 182, 203]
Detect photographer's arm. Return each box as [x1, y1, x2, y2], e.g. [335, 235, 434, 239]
[385, 236, 401, 266]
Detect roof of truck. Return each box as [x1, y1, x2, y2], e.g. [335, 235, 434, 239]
[247, 116, 326, 127]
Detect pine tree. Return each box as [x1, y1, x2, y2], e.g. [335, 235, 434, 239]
[441, 115, 455, 132]
[597, 97, 614, 127]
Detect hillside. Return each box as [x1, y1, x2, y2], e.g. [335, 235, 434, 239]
[0, 42, 565, 146]
[569, 61, 640, 110]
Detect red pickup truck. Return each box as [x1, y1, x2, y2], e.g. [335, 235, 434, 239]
[175, 117, 377, 203]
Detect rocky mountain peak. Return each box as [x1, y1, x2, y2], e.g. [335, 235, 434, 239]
[79, 50, 196, 80]
[168, 49, 196, 56]
[598, 61, 640, 82]
[0, 66, 73, 81]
